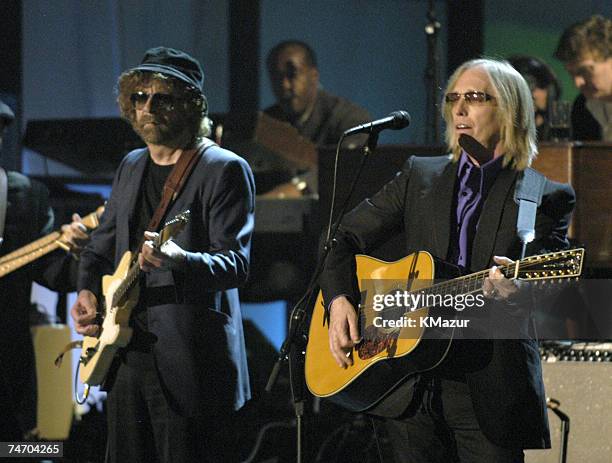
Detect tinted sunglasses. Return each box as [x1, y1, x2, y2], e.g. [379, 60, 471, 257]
[444, 91, 496, 104]
[130, 92, 176, 111]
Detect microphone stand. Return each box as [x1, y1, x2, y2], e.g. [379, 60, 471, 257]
[265, 131, 380, 463]
[547, 398, 570, 463]
[424, 0, 441, 145]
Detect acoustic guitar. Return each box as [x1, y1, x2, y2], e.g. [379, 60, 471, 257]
[0, 206, 105, 278]
[78, 210, 190, 386]
[305, 248, 585, 412]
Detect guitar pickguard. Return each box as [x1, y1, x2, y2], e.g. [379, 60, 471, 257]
[358, 325, 399, 360]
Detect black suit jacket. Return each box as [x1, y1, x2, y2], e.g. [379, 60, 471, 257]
[320, 155, 575, 449]
[571, 93, 602, 141]
[78, 144, 255, 417]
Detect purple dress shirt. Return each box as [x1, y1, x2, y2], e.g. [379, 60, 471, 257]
[448, 150, 504, 269]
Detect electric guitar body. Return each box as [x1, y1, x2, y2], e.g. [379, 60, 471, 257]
[79, 251, 138, 385]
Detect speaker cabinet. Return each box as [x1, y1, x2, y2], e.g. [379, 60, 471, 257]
[525, 361, 612, 463]
[31, 324, 73, 440]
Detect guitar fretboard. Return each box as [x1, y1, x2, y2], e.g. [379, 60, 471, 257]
[112, 261, 142, 308]
[0, 207, 103, 279]
[0, 232, 62, 277]
[367, 249, 583, 316]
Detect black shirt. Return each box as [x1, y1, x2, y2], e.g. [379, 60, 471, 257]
[129, 158, 173, 351]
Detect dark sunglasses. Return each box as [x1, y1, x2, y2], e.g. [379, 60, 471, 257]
[130, 92, 176, 110]
[444, 91, 496, 104]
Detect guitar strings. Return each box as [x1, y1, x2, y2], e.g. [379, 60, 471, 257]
[357, 254, 581, 317]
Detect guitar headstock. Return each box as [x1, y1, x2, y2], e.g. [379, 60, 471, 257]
[515, 248, 585, 281]
[158, 210, 191, 245]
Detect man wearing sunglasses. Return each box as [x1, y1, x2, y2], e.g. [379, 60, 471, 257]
[554, 15, 612, 141]
[320, 59, 575, 462]
[70, 47, 254, 462]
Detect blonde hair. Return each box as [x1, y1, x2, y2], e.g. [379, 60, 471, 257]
[442, 58, 537, 171]
[116, 71, 212, 140]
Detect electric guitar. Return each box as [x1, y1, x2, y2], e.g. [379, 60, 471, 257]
[78, 210, 190, 386]
[305, 248, 585, 412]
[0, 206, 105, 278]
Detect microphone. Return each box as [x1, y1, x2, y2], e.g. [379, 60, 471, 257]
[458, 134, 494, 165]
[343, 110, 411, 137]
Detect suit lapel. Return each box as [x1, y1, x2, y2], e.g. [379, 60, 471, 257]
[470, 167, 518, 271]
[431, 160, 458, 260]
[123, 150, 149, 248]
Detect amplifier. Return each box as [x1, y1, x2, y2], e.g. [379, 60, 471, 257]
[526, 343, 612, 463]
[31, 324, 73, 440]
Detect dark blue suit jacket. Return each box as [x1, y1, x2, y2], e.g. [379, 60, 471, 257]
[78, 143, 255, 417]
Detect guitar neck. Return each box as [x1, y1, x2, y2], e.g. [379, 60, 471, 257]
[419, 250, 582, 301]
[0, 232, 63, 277]
[111, 261, 142, 308]
[0, 207, 102, 278]
[424, 268, 491, 299]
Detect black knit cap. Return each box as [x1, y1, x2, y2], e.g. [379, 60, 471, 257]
[0, 99, 15, 126]
[131, 46, 204, 93]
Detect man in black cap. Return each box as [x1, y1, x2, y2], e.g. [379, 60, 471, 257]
[0, 98, 89, 440]
[70, 47, 255, 462]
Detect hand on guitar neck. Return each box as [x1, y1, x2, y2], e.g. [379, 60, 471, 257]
[138, 230, 187, 272]
[59, 213, 91, 256]
[0, 206, 102, 279]
[483, 256, 520, 300]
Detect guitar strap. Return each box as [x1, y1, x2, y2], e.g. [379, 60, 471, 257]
[513, 167, 546, 258]
[147, 138, 216, 233]
[0, 167, 7, 248]
[513, 167, 546, 341]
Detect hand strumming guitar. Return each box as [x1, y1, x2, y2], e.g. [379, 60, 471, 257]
[328, 295, 362, 369]
[71, 289, 99, 336]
